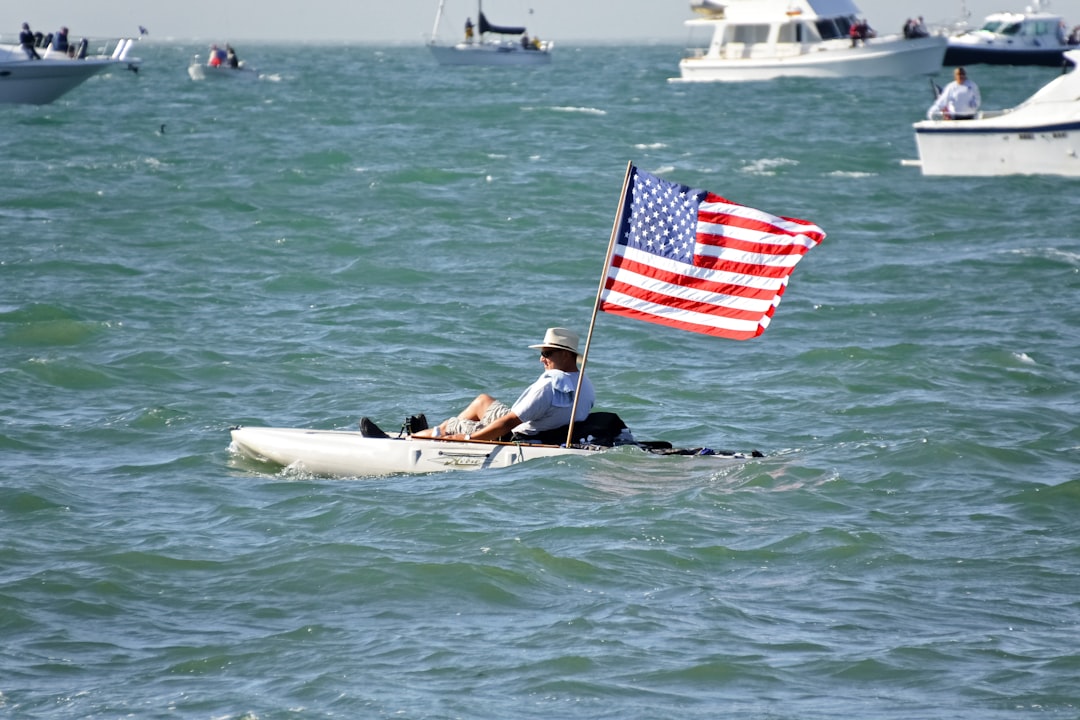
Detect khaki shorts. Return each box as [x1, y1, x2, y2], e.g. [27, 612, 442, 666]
[443, 400, 511, 435]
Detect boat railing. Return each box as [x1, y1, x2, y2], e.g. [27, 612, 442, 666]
[926, 109, 1007, 121]
[39, 36, 138, 63]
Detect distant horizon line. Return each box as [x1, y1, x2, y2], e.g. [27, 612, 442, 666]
[92, 36, 691, 46]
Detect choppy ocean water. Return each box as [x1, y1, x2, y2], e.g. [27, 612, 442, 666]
[2, 42, 1079, 718]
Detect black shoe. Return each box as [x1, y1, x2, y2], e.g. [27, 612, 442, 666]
[404, 414, 428, 434]
[359, 417, 390, 439]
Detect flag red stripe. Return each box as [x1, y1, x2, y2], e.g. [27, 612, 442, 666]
[696, 230, 818, 256]
[599, 301, 763, 340]
[690, 254, 804, 277]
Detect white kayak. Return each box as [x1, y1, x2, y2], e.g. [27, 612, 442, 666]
[229, 426, 751, 478]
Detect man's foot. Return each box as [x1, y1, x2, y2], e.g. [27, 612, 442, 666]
[359, 417, 390, 439]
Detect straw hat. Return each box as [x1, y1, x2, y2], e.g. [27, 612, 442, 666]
[529, 327, 580, 356]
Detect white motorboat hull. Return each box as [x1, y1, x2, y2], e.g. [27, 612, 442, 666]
[188, 63, 258, 81]
[675, 35, 946, 82]
[428, 41, 552, 66]
[0, 48, 122, 104]
[913, 120, 1080, 176]
[230, 426, 748, 478]
[912, 49, 1080, 176]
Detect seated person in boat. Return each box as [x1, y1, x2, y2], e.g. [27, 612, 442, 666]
[208, 44, 229, 67]
[928, 67, 981, 120]
[903, 17, 929, 38]
[52, 26, 69, 53]
[409, 327, 595, 443]
[226, 44, 239, 68]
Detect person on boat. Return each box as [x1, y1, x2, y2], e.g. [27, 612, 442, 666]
[404, 327, 596, 443]
[465, 17, 474, 41]
[849, 19, 865, 46]
[19, 22, 41, 60]
[904, 17, 929, 39]
[226, 44, 239, 68]
[52, 26, 69, 54]
[928, 67, 981, 120]
[209, 43, 222, 67]
[521, 32, 531, 49]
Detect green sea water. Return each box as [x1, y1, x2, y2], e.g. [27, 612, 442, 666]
[2, 42, 1079, 718]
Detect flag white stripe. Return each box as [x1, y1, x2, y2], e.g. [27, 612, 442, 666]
[616, 246, 790, 291]
[608, 262, 780, 314]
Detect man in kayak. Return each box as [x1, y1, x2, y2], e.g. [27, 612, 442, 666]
[364, 327, 595, 443]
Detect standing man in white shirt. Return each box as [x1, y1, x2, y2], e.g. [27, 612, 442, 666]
[928, 67, 981, 120]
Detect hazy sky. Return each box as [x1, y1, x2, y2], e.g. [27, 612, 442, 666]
[8, 0, 1079, 44]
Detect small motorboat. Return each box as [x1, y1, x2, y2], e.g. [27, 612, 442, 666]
[229, 413, 754, 478]
[427, 0, 553, 67]
[910, 49, 1080, 176]
[671, 0, 947, 82]
[0, 36, 140, 105]
[944, 1, 1078, 67]
[188, 45, 258, 81]
[187, 62, 258, 81]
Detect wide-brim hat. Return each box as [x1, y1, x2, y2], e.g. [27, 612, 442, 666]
[529, 327, 581, 359]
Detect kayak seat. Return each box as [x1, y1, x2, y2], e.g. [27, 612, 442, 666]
[514, 411, 629, 447]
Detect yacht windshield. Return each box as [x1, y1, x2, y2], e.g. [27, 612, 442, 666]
[815, 16, 853, 40]
[982, 20, 1022, 35]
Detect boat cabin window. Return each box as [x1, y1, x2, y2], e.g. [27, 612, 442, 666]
[730, 24, 770, 44]
[1025, 20, 1052, 37]
[778, 21, 818, 43]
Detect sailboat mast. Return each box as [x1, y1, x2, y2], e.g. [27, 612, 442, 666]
[431, 0, 446, 40]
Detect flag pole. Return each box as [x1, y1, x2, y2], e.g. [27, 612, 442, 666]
[565, 160, 635, 447]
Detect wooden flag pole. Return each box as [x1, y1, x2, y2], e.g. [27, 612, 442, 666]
[565, 160, 635, 447]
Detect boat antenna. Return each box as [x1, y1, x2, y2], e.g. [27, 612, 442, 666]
[564, 160, 635, 448]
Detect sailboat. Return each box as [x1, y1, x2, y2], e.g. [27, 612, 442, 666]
[427, 0, 553, 66]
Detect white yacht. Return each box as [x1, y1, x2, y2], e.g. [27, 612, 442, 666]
[672, 0, 947, 82]
[0, 37, 139, 105]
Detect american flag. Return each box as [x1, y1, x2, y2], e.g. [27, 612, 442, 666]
[599, 166, 825, 340]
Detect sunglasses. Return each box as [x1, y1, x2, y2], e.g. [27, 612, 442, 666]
[540, 348, 563, 358]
